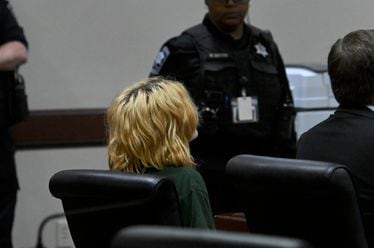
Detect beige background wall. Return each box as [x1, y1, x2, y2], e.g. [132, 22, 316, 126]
[251, 0, 374, 65]
[12, 0, 374, 111]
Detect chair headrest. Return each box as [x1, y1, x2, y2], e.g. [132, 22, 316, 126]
[226, 154, 354, 194]
[49, 169, 174, 199]
[112, 225, 314, 248]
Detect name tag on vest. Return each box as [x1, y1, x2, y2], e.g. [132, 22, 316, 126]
[208, 53, 229, 59]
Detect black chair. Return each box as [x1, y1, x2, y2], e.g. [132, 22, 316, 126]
[112, 225, 313, 248]
[226, 154, 368, 248]
[49, 169, 182, 248]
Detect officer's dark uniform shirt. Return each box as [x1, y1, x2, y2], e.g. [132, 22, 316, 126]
[0, 0, 28, 193]
[150, 15, 295, 160]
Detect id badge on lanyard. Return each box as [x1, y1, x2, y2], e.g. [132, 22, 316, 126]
[231, 88, 259, 123]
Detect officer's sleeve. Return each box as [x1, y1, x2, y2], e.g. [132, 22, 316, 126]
[149, 35, 199, 90]
[272, 41, 297, 158]
[0, 0, 28, 47]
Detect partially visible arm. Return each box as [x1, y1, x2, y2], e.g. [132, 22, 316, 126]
[0, 0, 28, 71]
[269, 38, 296, 158]
[149, 36, 197, 78]
[0, 40, 27, 71]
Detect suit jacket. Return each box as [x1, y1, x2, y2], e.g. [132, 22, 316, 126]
[297, 105, 374, 247]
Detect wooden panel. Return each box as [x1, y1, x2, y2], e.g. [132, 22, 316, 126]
[214, 212, 249, 233]
[11, 109, 107, 149]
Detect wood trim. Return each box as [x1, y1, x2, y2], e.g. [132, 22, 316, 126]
[11, 109, 107, 149]
[214, 212, 249, 233]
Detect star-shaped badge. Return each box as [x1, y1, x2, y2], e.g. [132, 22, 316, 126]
[254, 43, 269, 58]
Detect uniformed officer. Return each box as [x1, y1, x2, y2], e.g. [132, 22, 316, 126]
[150, 0, 296, 213]
[0, 1, 28, 247]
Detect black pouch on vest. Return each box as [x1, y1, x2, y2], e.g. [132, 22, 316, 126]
[8, 70, 29, 126]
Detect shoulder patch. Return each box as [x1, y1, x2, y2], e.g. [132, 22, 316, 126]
[5, 1, 19, 21]
[151, 46, 170, 75]
[6, 1, 14, 14]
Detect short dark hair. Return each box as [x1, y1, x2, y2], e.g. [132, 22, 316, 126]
[328, 29, 374, 105]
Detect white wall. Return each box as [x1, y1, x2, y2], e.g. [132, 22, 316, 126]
[251, 0, 374, 66]
[11, 0, 205, 110]
[8, 0, 374, 247]
[14, 148, 108, 248]
[10, 0, 374, 110]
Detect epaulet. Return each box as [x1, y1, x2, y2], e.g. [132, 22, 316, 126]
[249, 25, 274, 43]
[182, 24, 211, 41]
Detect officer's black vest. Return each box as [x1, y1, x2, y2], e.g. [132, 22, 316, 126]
[182, 24, 286, 138]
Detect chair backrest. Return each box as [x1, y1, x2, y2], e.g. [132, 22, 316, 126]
[226, 154, 368, 248]
[49, 169, 182, 248]
[111, 225, 313, 248]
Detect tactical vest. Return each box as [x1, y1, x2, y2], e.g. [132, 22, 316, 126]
[183, 24, 286, 138]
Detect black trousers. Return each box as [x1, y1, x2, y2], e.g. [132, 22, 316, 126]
[0, 128, 17, 248]
[0, 192, 16, 248]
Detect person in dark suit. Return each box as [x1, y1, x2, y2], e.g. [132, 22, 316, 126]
[0, 1, 28, 248]
[296, 29, 374, 248]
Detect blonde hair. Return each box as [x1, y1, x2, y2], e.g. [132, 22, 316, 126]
[107, 77, 199, 173]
